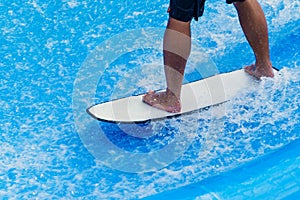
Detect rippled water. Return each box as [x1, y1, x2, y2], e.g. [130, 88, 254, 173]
[0, 0, 299, 199]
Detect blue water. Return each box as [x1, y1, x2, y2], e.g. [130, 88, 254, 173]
[1, 0, 299, 199]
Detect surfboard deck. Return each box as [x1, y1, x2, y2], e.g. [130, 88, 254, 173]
[87, 68, 273, 123]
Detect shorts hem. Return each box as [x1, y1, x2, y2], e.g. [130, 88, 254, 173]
[168, 9, 194, 22]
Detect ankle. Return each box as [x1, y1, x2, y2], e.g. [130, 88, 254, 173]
[255, 59, 272, 69]
[166, 88, 180, 100]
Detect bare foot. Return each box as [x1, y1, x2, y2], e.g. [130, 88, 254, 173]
[245, 64, 274, 79]
[142, 90, 181, 113]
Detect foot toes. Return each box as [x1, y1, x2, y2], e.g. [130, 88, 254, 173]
[245, 64, 255, 72]
[244, 64, 257, 77]
[143, 91, 158, 104]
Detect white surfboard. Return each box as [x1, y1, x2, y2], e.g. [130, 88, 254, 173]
[87, 68, 272, 122]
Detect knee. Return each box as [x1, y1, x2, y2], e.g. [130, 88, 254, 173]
[168, 17, 191, 27]
[233, 0, 248, 6]
[167, 17, 191, 36]
[233, 0, 250, 9]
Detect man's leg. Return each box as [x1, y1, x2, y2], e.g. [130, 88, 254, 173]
[142, 17, 191, 113]
[234, 0, 274, 78]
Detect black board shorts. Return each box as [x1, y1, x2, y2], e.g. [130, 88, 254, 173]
[168, 0, 245, 22]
